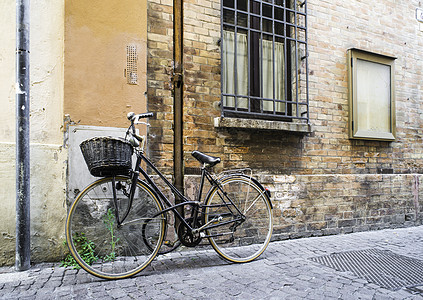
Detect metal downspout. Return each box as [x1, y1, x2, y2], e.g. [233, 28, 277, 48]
[173, 0, 184, 214]
[15, 0, 31, 271]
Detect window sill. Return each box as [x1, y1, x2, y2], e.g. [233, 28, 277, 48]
[214, 117, 312, 134]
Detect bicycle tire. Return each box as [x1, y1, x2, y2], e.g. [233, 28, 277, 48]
[203, 175, 273, 263]
[65, 176, 165, 279]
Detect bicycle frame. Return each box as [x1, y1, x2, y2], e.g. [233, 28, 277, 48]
[114, 148, 245, 238]
[105, 114, 253, 246]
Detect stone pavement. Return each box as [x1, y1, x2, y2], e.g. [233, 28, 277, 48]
[1, 226, 423, 300]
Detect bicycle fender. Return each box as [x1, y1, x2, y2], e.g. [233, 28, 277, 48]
[249, 177, 273, 210]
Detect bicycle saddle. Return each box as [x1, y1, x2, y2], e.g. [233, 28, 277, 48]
[191, 150, 221, 167]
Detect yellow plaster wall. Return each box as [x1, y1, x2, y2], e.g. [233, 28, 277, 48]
[64, 0, 148, 127]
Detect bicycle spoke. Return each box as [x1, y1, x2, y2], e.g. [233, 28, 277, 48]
[204, 176, 272, 263]
[66, 177, 165, 279]
[244, 193, 263, 215]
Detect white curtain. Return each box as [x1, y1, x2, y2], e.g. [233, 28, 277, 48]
[222, 31, 248, 109]
[262, 39, 285, 113]
[223, 31, 285, 113]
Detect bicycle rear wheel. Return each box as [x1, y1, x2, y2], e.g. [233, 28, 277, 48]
[204, 175, 273, 263]
[65, 176, 165, 279]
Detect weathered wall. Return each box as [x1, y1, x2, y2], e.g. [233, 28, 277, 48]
[0, 0, 67, 265]
[147, 0, 423, 237]
[264, 174, 423, 239]
[147, 0, 175, 171]
[1, 0, 150, 266]
[64, 0, 148, 128]
[184, 173, 423, 239]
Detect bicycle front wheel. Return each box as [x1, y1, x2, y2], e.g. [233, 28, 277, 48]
[204, 175, 273, 263]
[65, 176, 165, 279]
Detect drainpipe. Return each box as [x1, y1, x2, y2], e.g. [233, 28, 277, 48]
[173, 0, 184, 213]
[15, 0, 31, 271]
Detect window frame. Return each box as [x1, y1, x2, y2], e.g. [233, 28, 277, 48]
[347, 48, 396, 141]
[220, 0, 309, 123]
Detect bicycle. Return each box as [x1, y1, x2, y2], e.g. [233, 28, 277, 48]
[65, 112, 273, 279]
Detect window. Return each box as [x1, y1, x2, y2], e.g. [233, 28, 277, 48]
[347, 49, 396, 141]
[221, 0, 309, 122]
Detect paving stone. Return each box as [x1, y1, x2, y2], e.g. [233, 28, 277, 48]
[106, 288, 127, 298]
[1, 226, 423, 299]
[43, 278, 63, 289]
[33, 287, 55, 299]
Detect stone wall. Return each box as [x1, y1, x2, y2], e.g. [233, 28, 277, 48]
[263, 174, 423, 240]
[183, 173, 422, 240]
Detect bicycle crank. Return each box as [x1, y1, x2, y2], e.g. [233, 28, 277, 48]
[177, 218, 202, 247]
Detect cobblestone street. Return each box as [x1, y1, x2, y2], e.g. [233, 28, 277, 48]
[1, 226, 423, 299]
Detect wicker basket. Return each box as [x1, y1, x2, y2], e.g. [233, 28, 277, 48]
[80, 137, 133, 177]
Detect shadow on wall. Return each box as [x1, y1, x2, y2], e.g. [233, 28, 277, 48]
[218, 128, 306, 174]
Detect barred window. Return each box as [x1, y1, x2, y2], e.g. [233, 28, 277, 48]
[221, 0, 309, 122]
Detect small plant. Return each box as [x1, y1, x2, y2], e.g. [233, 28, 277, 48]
[61, 243, 80, 269]
[61, 209, 119, 268]
[103, 208, 119, 261]
[61, 232, 98, 269]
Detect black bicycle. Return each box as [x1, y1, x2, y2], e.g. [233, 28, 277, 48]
[65, 112, 273, 279]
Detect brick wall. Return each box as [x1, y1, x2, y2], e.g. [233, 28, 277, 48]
[183, 0, 221, 160]
[305, 0, 423, 175]
[148, 0, 423, 175]
[148, 0, 423, 236]
[147, 0, 174, 172]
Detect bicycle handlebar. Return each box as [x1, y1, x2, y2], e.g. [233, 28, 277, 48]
[127, 112, 154, 123]
[126, 112, 153, 149]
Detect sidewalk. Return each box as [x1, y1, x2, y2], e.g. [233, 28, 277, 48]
[1, 226, 423, 299]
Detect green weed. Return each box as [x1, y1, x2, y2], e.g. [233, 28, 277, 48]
[103, 208, 120, 261]
[61, 232, 98, 269]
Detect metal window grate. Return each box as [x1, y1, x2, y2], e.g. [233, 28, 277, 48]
[310, 249, 423, 291]
[126, 45, 138, 85]
[221, 0, 309, 122]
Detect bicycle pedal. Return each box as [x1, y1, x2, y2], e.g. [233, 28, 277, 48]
[163, 240, 174, 247]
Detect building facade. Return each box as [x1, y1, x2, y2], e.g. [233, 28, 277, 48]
[147, 0, 423, 240]
[0, 0, 422, 265]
